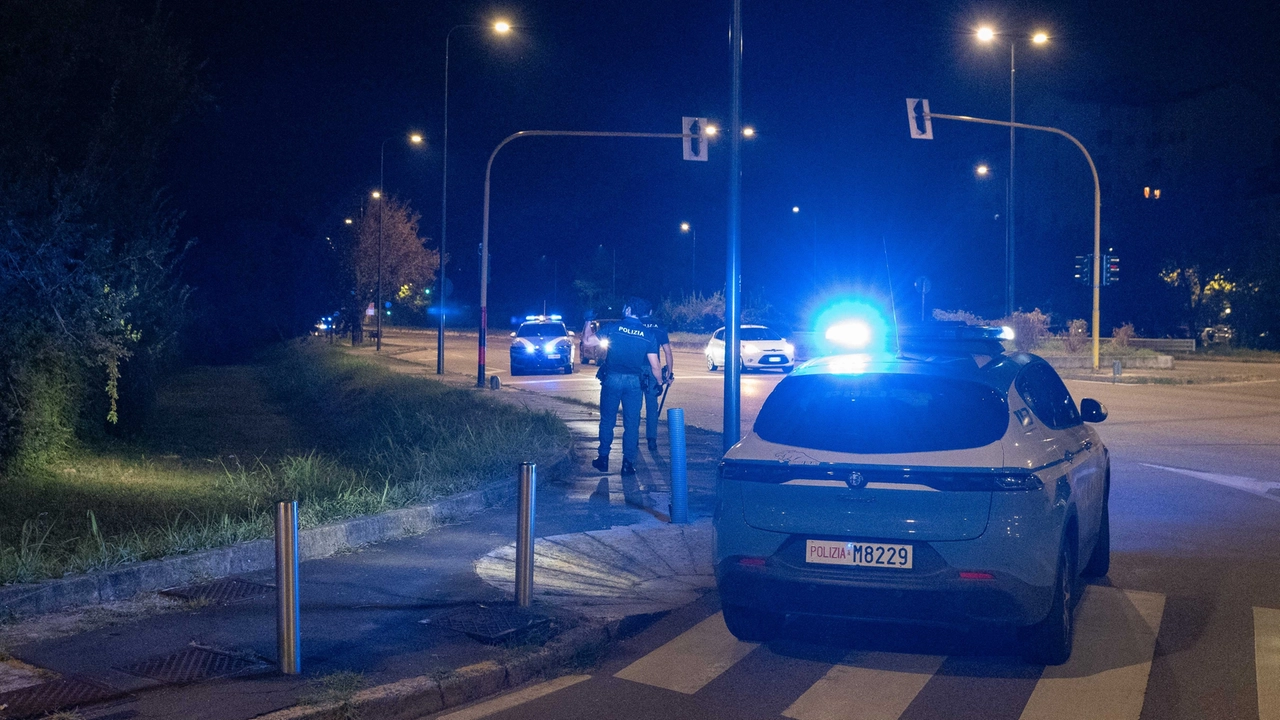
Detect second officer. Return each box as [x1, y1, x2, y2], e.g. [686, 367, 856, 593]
[592, 298, 663, 477]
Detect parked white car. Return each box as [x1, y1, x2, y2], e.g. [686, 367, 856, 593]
[705, 325, 795, 372]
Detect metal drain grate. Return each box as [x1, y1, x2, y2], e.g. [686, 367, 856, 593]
[429, 604, 550, 643]
[0, 675, 125, 719]
[161, 578, 273, 604]
[118, 647, 266, 685]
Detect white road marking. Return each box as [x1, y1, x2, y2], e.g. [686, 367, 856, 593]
[782, 652, 944, 720]
[1019, 587, 1165, 720]
[1141, 464, 1280, 504]
[1254, 607, 1280, 720]
[614, 611, 757, 694]
[433, 674, 590, 720]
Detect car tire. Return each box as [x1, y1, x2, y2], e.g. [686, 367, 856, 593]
[563, 362, 575, 374]
[722, 604, 782, 643]
[707, 355, 718, 371]
[1083, 484, 1110, 577]
[1018, 540, 1076, 666]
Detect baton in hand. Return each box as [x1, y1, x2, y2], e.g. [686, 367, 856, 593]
[656, 378, 671, 417]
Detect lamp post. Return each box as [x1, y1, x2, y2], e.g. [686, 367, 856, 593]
[438, 20, 512, 375]
[680, 222, 696, 295]
[791, 206, 818, 291]
[374, 133, 424, 352]
[976, 26, 1050, 316]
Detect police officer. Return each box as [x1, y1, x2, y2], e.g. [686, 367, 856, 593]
[593, 298, 663, 477]
[639, 308, 673, 452]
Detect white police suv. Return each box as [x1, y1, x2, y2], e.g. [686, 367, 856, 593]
[509, 315, 575, 375]
[714, 323, 1109, 665]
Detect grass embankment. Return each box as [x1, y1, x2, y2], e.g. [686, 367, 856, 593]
[0, 342, 570, 585]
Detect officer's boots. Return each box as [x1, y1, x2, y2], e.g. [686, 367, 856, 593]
[591, 455, 609, 472]
[621, 460, 636, 476]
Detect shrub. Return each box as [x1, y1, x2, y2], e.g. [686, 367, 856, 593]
[1064, 319, 1089, 353]
[659, 292, 726, 332]
[1008, 309, 1051, 352]
[932, 309, 987, 325]
[1112, 323, 1136, 348]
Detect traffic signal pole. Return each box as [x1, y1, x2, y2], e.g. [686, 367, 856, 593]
[477, 129, 714, 388]
[918, 108, 1103, 369]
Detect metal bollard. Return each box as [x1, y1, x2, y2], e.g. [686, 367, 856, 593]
[515, 463, 536, 607]
[275, 501, 301, 675]
[668, 408, 688, 524]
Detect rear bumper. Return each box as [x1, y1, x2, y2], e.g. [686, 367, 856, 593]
[716, 556, 1051, 627]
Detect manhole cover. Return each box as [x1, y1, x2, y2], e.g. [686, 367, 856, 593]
[428, 604, 550, 643]
[0, 675, 125, 719]
[118, 647, 266, 685]
[161, 578, 273, 604]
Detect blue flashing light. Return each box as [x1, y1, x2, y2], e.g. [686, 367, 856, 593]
[813, 300, 891, 356]
[549, 314, 562, 321]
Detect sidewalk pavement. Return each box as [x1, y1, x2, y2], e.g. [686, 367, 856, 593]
[0, 375, 721, 720]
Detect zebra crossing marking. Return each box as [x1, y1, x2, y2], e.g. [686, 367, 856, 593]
[1018, 587, 1165, 720]
[782, 651, 945, 720]
[1255, 606, 1280, 720]
[614, 611, 757, 694]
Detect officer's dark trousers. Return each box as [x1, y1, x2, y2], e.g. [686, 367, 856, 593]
[598, 373, 642, 462]
[643, 386, 661, 442]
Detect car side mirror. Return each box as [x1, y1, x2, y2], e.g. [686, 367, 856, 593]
[1081, 398, 1108, 423]
[509, 332, 516, 338]
[567, 331, 576, 337]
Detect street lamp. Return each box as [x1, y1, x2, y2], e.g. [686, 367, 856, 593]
[437, 20, 514, 375]
[375, 134, 425, 352]
[975, 25, 1051, 316]
[680, 222, 696, 295]
[791, 205, 818, 291]
[976, 163, 990, 176]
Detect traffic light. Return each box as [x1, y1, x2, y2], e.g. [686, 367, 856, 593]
[1073, 255, 1092, 286]
[1103, 253, 1120, 286]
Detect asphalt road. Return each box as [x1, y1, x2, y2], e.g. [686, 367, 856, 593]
[374, 330, 1280, 720]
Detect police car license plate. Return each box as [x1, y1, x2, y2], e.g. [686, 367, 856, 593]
[805, 540, 912, 569]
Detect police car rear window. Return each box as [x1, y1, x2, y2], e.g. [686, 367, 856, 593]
[517, 323, 567, 338]
[754, 373, 1009, 454]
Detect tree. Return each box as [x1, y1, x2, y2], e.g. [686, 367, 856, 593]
[351, 197, 439, 322]
[0, 0, 203, 465]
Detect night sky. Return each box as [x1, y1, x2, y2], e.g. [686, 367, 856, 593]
[152, 0, 1280, 353]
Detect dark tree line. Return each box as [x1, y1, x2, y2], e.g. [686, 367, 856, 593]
[0, 0, 204, 467]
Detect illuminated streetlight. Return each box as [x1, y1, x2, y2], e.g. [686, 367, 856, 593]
[409, 133, 424, 145]
[976, 164, 990, 176]
[371, 190, 381, 199]
[439, 20, 515, 375]
[792, 206, 799, 213]
[742, 127, 755, 138]
[973, 23, 1051, 315]
[680, 222, 697, 294]
[704, 125, 719, 136]
[344, 218, 353, 224]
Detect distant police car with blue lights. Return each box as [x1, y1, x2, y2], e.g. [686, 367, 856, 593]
[509, 315, 576, 375]
[715, 322, 1110, 665]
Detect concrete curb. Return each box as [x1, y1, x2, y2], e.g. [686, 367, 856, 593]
[251, 619, 624, 720]
[0, 473, 549, 618]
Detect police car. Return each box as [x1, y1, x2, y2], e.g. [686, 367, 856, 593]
[509, 315, 575, 376]
[714, 321, 1110, 665]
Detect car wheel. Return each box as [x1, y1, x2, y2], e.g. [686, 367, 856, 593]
[1019, 540, 1076, 665]
[707, 355, 718, 371]
[1083, 485, 1111, 577]
[722, 604, 782, 643]
[563, 362, 575, 374]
